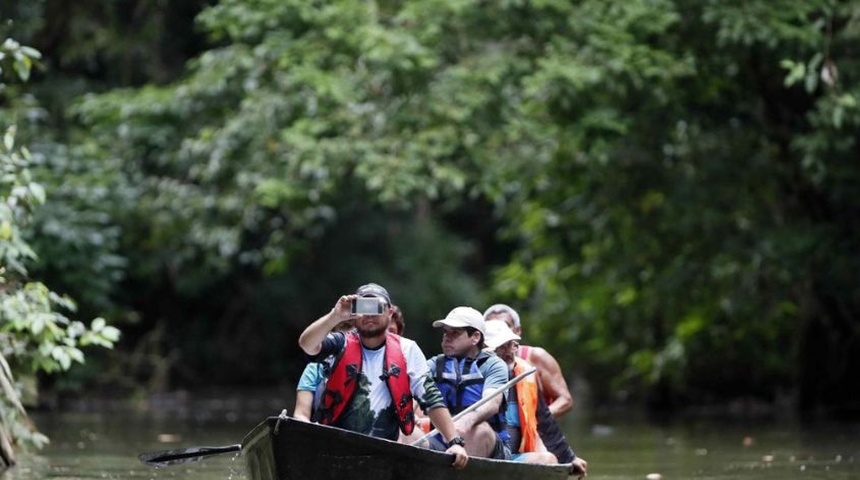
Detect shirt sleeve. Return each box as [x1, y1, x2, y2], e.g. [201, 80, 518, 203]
[306, 331, 345, 362]
[403, 340, 430, 396]
[425, 355, 436, 376]
[405, 345, 446, 411]
[417, 373, 447, 411]
[296, 363, 322, 392]
[481, 355, 510, 391]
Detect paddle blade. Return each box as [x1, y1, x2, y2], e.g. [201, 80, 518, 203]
[139, 444, 242, 467]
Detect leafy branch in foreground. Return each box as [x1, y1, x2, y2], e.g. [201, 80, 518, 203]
[0, 37, 120, 467]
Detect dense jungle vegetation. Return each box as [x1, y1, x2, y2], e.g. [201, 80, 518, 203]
[1, 0, 858, 462]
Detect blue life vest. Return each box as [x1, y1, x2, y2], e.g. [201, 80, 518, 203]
[433, 351, 507, 437]
[434, 352, 490, 414]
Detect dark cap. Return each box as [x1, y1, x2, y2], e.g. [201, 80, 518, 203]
[355, 283, 391, 305]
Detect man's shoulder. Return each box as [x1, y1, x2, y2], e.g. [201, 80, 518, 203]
[522, 344, 556, 362]
[392, 336, 430, 370]
[310, 332, 347, 360]
[523, 345, 566, 380]
[394, 335, 424, 356]
[426, 352, 444, 361]
[394, 334, 418, 348]
[481, 351, 506, 366]
[478, 353, 509, 388]
[479, 352, 508, 372]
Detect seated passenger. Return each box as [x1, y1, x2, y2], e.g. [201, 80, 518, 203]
[387, 304, 405, 335]
[484, 321, 588, 477]
[425, 307, 511, 459]
[293, 319, 354, 422]
[484, 304, 573, 418]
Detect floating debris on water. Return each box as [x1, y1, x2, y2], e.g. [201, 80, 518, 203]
[157, 433, 182, 443]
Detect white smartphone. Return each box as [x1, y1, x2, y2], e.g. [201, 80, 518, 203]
[351, 297, 383, 315]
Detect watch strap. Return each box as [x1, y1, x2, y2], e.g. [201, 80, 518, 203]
[446, 436, 466, 448]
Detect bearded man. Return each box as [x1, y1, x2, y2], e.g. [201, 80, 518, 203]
[298, 283, 468, 469]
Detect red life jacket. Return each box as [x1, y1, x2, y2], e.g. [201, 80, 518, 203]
[316, 331, 415, 435]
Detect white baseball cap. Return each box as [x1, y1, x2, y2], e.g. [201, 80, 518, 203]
[484, 320, 521, 350]
[432, 306, 486, 336]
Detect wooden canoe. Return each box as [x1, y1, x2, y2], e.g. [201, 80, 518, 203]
[242, 415, 573, 480]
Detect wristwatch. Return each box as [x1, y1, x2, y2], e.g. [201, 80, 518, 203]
[446, 436, 466, 449]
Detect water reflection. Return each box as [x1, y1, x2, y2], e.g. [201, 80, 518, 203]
[2, 395, 858, 480]
[578, 416, 859, 480]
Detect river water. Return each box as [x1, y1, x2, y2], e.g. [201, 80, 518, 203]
[1, 392, 858, 480]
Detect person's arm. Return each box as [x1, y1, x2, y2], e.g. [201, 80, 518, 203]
[293, 391, 314, 422]
[530, 347, 573, 418]
[534, 391, 587, 477]
[294, 363, 323, 422]
[454, 389, 502, 431]
[425, 406, 469, 469]
[299, 295, 355, 355]
[409, 359, 467, 468]
[535, 393, 575, 463]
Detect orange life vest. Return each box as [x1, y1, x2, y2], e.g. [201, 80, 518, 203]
[517, 344, 556, 408]
[316, 331, 415, 435]
[512, 357, 540, 453]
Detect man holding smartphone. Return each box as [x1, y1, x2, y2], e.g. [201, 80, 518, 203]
[298, 283, 468, 469]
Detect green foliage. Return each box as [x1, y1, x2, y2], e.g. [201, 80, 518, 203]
[0, 37, 120, 458]
[11, 132, 132, 316]
[68, 0, 497, 285]
[0, 281, 121, 373]
[0, 123, 120, 452]
[0, 38, 41, 85]
[57, 0, 860, 412]
[1, 0, 858, 416]
[3, 0, 210, 86]
[484, 0, 860, 408]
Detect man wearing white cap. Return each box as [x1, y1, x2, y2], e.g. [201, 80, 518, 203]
[483, 304, 573, 418]
[425, 306, 511, 459]
[484, 321, 588, 478]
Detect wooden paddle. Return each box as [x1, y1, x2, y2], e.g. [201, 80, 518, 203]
[138, 443, 242, 467]
[139, 408, 295, 467]
[410, 366, 537, 445]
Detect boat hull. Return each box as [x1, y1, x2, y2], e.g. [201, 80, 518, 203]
[242, 416, 571, 480]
